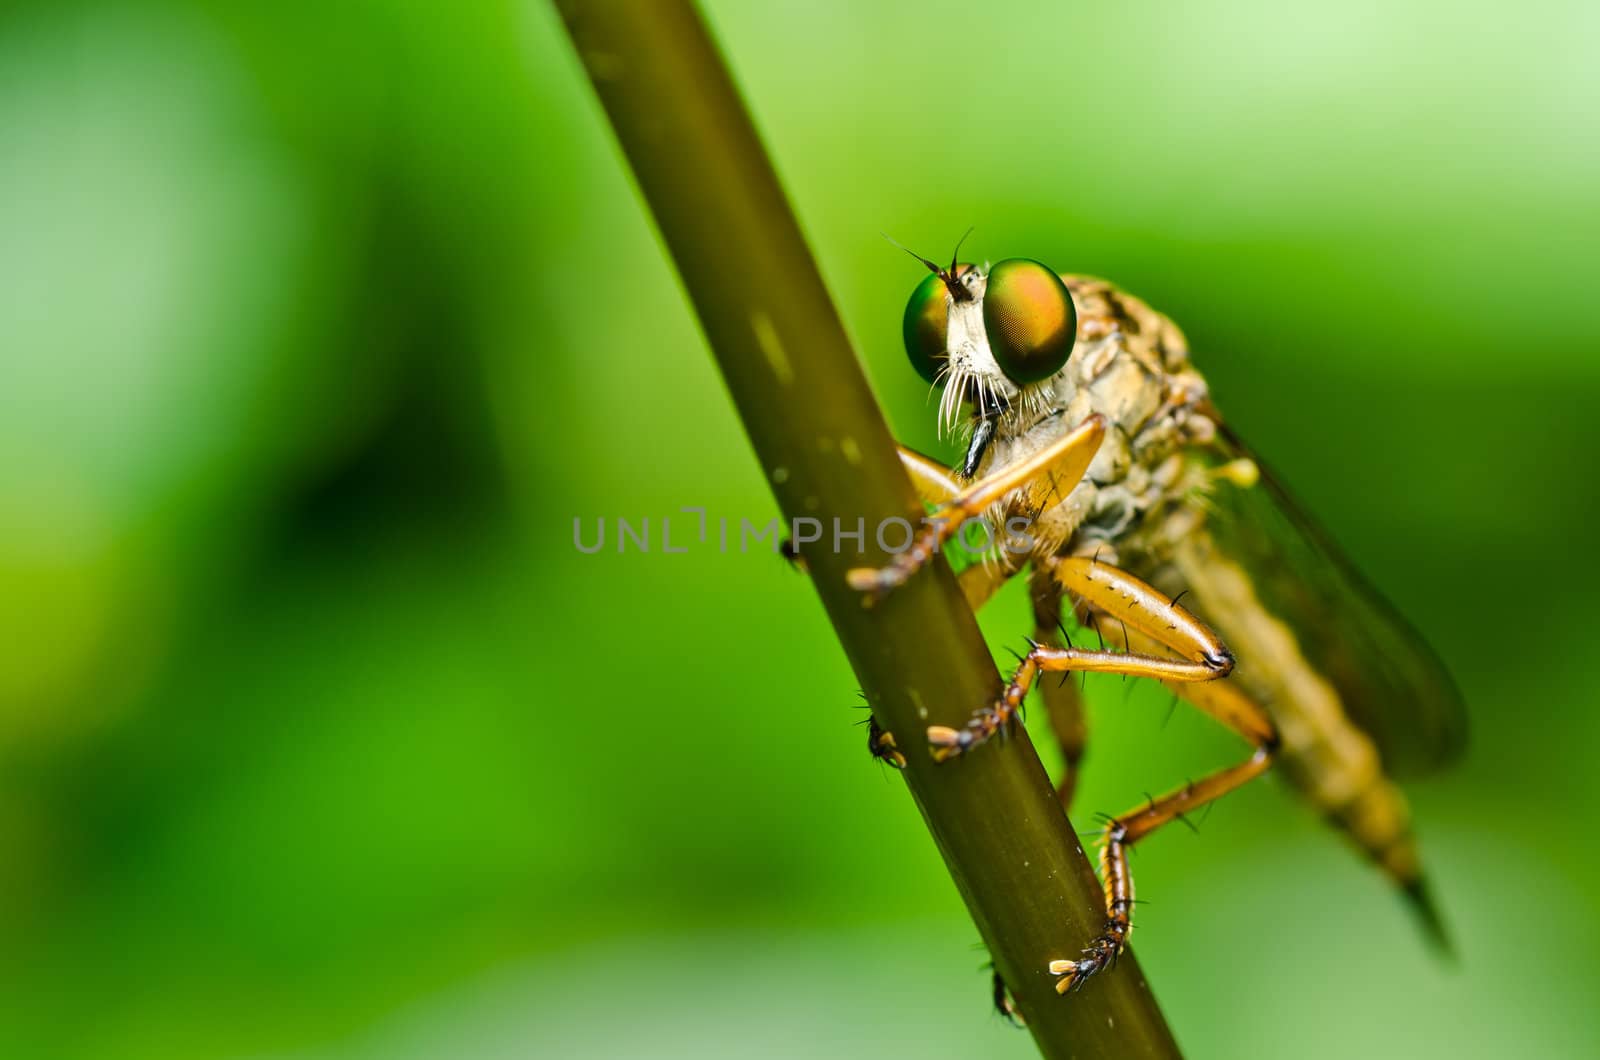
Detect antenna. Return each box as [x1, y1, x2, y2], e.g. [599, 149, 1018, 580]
[881, 229, 977, 301]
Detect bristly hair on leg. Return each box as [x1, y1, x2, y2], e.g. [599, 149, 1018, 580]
[1054, 621, 1077, 688]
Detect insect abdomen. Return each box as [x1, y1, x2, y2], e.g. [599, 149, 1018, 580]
[1170, 534, 1426, 891]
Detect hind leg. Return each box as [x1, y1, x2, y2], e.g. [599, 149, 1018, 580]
[1051, 621, 1279, 992]
[1053, 744, 1273, 992]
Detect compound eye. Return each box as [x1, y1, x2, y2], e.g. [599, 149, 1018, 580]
[901, 265, 973, 384]
[981, 259, 1077, 384]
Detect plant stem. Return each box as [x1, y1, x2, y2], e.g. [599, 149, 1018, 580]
[551, 2, 1182, 1055]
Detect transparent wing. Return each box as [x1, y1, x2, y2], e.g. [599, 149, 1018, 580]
[1199, 425, 1467, 777]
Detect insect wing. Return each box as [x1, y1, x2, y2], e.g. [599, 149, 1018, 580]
[1201, 427, 1467, 777]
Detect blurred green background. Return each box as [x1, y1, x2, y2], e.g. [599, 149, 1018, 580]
[2, 1, 1597, 1057]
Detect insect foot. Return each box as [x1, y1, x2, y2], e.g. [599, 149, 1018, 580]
[926, 724, 972, 763]
[1048, 926, 1127, 994]
[844, 564, 907, 608]
[867, 716, 907, 768]
[927, 703, 1012, 762]
[845, 527, 942, 606]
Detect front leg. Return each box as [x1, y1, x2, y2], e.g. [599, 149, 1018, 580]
[846, 416, 1106, 604]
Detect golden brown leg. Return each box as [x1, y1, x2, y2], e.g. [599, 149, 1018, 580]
[846, 416, 1106, 603]
[1044, 617, 1278, 993]
[957, 558, 1018, 612]
[862, 456, 1025, 766]
[793, 445, 965, 572]
[926, 553, 1277, 994]
[895, 445, 964, 507]
[1051, 747, 1273, 993]
[893, 445, 1027, 614]
[928, 555, 1235, 760]
[866, 715, 907, 769]
[1052, 555, 1235, 673]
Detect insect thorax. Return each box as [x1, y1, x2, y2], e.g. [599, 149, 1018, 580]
[978, 276, 1220, 564]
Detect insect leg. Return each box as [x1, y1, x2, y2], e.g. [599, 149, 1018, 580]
[1050, 555, 1235, 672]
[786, 445, 963, 571]
[1029, 567, 1089, 809]
[895, 443, 1025, 614]
[1042, 617, 1279, 993]
[866, 714, 906, 769]
[846, 416, 1106, 603]
[1050, 746, 1273, 994]
[861, 529, 1022, 767]
[895, 444, 965, 507]
[928, 557, 1235, 761]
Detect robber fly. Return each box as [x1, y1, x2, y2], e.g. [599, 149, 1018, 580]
[848, 238, 1466, 997]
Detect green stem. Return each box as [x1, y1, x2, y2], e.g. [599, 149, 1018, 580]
[552, 2, 1182, 1055]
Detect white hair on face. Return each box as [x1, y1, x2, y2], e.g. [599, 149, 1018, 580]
[932, 359, 1008, 439]
[921, 262, 1073, 446]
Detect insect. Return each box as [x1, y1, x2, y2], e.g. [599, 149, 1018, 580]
[849, 238, 1466, 998]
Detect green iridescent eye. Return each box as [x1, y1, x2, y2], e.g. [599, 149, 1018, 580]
[901, 271, 952, 384]
[900, 265, 973, 384]
[981, 258, 1077, 384]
